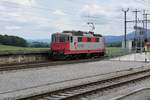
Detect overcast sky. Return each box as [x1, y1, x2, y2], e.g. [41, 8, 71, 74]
[0, 0, 150, 39]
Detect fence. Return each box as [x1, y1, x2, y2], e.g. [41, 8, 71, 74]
[106, 48, 150, 62]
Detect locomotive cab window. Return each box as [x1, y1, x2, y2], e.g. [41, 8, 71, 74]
[59, 35, 66, 42]
[70, 36, 73, 42]
[52, 34, 68, 42]
[52, 34, 57, 42]
[52, 35, 55, 42]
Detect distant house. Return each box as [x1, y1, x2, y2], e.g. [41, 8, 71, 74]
[122, 40, 133, 52]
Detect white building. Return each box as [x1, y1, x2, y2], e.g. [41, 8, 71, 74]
[122, 40, 133, 52]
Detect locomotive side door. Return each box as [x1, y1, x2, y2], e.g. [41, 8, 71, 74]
[74, 36, 78, 49]
[70, 36, 78, 50]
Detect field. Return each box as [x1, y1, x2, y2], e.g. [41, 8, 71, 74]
[0, 45, 123, 56]
[0, 45, 49, 55]
[106, 47, 122, 53]
[106, 47, 129, 56]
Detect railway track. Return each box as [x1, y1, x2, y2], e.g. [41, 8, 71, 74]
[20, 66, 150, 100]
[114, 88, 150, 100]
[0, 51, 133, 72]
[0, 56, 108, 72]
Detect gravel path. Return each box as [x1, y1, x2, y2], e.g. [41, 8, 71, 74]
[111, 52, 150, 62]
[0, 60, 148, 99]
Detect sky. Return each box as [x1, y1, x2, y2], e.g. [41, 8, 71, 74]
[0, 0, 150, 39]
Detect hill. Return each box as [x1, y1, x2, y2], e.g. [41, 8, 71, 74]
[104, 29, 150, 43]
[0, 35, 27, 47]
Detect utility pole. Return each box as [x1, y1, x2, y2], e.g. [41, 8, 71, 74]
[143, 13, 149, 39]
[143, 12, 150, 62]
[143, 10, 146, 37]
[132, 9, 141, 51]
[123, 8, 150, 61]
[122, 8, 129, 49]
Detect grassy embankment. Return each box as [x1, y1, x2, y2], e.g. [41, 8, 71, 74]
[0, 45, 49, 55]
[106, 47, 129, 57]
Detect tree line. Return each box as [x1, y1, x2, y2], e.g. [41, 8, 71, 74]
[0, 35, 27, 47]
[107, 41, 122, 47]
[0, 35, 49, 48]
[29, 42, 49, 48]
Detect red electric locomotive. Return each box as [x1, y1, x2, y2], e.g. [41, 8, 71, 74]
[50, 30, 105, 59]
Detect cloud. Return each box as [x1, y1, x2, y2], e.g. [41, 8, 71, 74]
[80, 4, 117, 26]
[0, 0, 149, 39]
[53, 10, 66, 16]
[1, 0, 36, 6]
[81, 4, 111, 16]
[0, 0, 39, 23]
[5, 26, 21, 30]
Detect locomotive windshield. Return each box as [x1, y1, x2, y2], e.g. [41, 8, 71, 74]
[52, 34, 70, 42]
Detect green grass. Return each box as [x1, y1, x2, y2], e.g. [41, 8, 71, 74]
[106, 47, 122, 53]
[0, 45, 49, 55]
[106, 47, 133, 57]
[106, 47, 123, 56]
[0, 45, 127, 57]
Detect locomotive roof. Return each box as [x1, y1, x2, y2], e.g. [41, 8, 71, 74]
[62, 30, 102, 37]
